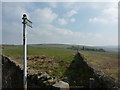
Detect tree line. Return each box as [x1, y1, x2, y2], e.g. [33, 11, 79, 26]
[67, 46, 106, 52]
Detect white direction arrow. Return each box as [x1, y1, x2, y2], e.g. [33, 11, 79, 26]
[25, 19, 32, 28]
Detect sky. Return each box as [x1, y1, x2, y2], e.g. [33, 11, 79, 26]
[2, 2, 118, 46]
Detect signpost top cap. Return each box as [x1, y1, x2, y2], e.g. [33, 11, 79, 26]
[23, 14, 27, 19]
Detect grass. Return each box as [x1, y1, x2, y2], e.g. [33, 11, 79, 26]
[2, 45, 76, 79]
[80, 50, 118, 81]
[2, 45, 118, 82]
[3, 45, 75, 57]
[2, 45, 23, 56]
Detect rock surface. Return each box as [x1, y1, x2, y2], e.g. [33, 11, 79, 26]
[53, 81, 69, 90]
[28, 72, 58, 88]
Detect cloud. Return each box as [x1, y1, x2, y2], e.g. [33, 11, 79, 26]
[27, 24, 117, 46]
[89, 7, 117, 24]
[48, 2, 57, 8]
[2, 22, 23, 44]
[31, 8, 58, 24]
[62, 2, 81, 10]
[70, 18, 76, 22]
[89, 17, 107, 24]
[0, 3, 2, 44]
[102, 7, 117, 22]
[3, 18, 117, 46]
[57, 18, 67, 25]
[2, 0, 119, 2]
[3, 3, 28, 22]
[66, 10, 77, 17]
[2, 3, 29, 44]
[2, 2, 117, 46]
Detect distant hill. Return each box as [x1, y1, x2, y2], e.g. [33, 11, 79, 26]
[28, 44, 107, 52]
[28, 44, 73, 49]
[95, 46, 118, 52]
[3, 44, 118, 52]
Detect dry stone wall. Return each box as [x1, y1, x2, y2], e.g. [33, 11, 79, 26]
[2, 55, 69, 89]
[2, 53, 120, 89]
[67, 53, 119, 89]
[2, 55, 23, 88]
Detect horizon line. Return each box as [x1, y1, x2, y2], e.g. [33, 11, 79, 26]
[1, 43, 118, 47]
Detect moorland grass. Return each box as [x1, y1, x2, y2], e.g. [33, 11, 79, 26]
[2, 45, 118, 81]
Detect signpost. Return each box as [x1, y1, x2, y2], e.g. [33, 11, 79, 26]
[22, 14, 32, 89]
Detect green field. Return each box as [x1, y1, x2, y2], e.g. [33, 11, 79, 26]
[2, 45, 76, 62]
[2, 44, 118, 82]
